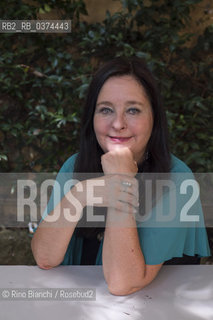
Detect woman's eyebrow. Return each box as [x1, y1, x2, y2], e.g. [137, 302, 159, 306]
[126, 100, 144, 106]
[96, 100, 145, 106]
[96, 101, 114, 107]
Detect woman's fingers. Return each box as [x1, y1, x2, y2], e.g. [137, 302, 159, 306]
[99, 174, 139, 212]
[115, 200, 138, 215]
[118, 190, 139, 209]
[101, 148, 138, 176]
[84, 174, 139, 213]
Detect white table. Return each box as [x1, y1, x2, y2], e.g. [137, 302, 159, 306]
[0, 265, 213, 320]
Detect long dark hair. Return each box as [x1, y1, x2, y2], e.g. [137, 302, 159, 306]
[74, 56, 171, 238]
[75, 56, 171, 174]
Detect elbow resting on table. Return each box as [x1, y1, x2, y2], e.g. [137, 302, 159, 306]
[107, 282, 146, 296]
[36, 260, 55, 270]
[35, 255, 64, 270]
[106, 277, 149, 296]
[31, 244, 61, 270]
[106, 264, 162, 295]
[33, 254, 58, 270]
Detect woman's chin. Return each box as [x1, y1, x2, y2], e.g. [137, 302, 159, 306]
[106, 144, 130, 152]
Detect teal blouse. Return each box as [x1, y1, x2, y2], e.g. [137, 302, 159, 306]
[43, 154, 210, 265]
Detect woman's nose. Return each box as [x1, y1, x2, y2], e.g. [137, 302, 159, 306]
[111, 113, 127, 130]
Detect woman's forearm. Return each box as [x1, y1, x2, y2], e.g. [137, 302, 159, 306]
[31, 184, 85, 269]
[31, 222, 77, 269]
[102, 208, 163, 296]
[102, 209, 146, 295]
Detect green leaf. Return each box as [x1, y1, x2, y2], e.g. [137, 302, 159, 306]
[44, 4, 51, 12]
[39, 7, 45, 14]
[0, 155, 8, 161]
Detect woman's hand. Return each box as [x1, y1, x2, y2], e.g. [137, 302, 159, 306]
[74, 174, 139, 215]
[101, 147, 138, 177]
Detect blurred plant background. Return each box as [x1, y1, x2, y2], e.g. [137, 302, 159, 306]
[0, 0, 212, 173]
[0, 0, 212, 265]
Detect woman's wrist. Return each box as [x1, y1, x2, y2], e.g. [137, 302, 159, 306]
[71, 180, 87, 209]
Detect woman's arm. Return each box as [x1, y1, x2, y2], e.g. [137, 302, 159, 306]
[31, 173, 135, 269]
[103, 209, 163, 296]
[31, 183, 85, 269]
[101, 147, 163, 295]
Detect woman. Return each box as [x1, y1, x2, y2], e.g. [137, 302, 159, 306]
[31, 57, 210, 296]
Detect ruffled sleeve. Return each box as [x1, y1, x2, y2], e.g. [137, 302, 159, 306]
[136, 155, 211, 265]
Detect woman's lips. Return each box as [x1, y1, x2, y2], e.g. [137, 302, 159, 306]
[108, 136, 132, 143]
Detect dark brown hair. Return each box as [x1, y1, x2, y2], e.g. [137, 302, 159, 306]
[74, 56, 171, 238]
[75, 56, 171, 174]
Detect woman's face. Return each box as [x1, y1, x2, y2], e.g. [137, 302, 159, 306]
[93, 75, 153, 163]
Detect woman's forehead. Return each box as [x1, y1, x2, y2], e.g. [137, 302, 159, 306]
[96, 75, 149, 102]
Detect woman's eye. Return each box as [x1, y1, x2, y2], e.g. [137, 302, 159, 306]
[98, 107, 113, 114]
[127, 108, 141, 114]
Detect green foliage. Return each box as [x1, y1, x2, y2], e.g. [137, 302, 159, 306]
[0, 0, 212, 172]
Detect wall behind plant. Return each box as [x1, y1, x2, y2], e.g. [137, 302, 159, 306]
[0, 0, 212, 172]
